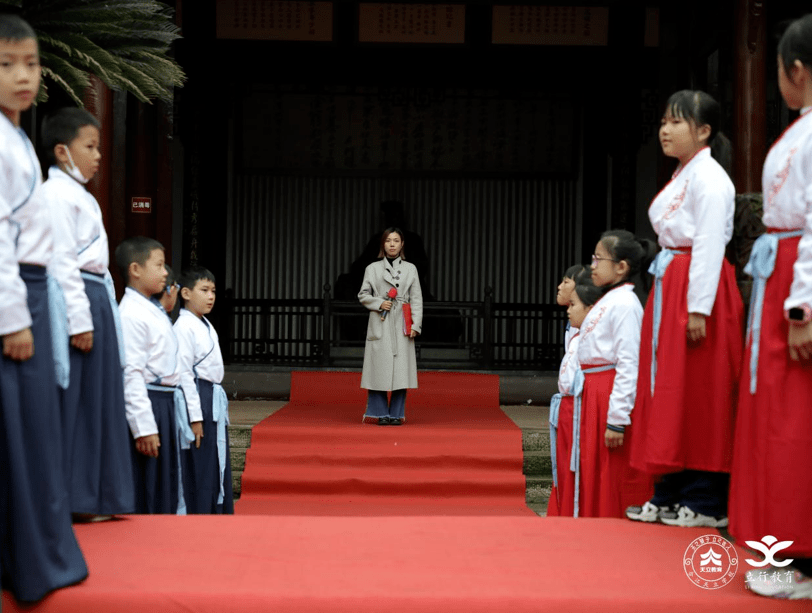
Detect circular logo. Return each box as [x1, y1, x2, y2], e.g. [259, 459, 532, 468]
[683, 534, 739, 589]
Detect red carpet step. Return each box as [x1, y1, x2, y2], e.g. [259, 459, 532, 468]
[3, 516, 807, 613]
[236, 371, 534, 515]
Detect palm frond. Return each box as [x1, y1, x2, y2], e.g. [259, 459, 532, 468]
[17, 0, 185, 105]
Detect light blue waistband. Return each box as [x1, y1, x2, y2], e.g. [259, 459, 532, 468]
[47, 274, 70, 390]
[744, 230, 803, 394]
[549, 392, 572, 490]
[210, 382, 230, 505]
[648, 248, 679, 395]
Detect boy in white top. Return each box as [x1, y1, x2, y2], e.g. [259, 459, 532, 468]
[115, 236, 202, 514]
[0, 14, 87, 601]
[41, 107, 135, 518]
[175, 266, 234, 514]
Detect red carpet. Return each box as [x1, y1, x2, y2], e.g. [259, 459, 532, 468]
[3, 516, 808, 613]
[236, 371, 534, 515]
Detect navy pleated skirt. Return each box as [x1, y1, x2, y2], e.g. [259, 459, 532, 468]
[61, 273, 135, 514]
[0, 265, 88, 602]
[131, 390, 179, 514]
[181, 379, 234, 514]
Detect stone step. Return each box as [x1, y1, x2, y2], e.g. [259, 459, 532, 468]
[523, 449, 552, 476]
[525, 475, 553, 504]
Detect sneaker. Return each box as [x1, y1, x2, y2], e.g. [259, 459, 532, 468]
[625, 500, 670, 523]
[659, 504, 728, 528]
[746, 568, 812, 599]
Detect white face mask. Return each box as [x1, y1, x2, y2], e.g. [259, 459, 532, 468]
[63, 147, 89, 184]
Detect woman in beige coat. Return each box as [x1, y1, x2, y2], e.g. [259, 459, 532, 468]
[358, 228, 423, 425]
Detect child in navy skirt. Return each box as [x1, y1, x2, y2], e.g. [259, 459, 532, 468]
[116, 237, 197, 514]
[176, 266, 234, 514]
[0, 15, 87, 601]
[41, 107, 135, 518]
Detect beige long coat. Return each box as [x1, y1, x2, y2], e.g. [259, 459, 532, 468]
[358, 257, 423, 391]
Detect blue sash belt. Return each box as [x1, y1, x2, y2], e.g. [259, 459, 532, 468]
[146, 383, 194, 515]
[549, 391, 572, 489]
[81, 271, 126, 367]
[744, 229, 803, 394]
[47, 273, 70, 389]
[648, 248, 682, 395]
[571, 364, 616, 518]
[210, 381, 230, 505]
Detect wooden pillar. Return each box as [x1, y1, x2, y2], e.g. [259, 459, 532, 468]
[733, 0, 766, 193]
[84, 76, 115, 271]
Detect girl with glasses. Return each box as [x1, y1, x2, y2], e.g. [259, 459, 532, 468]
[570, 230, 655, 518]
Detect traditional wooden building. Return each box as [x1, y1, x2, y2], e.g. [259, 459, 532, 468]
[55, 0, 802, 370]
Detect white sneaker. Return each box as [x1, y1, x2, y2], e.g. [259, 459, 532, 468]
[625, 500, 669, 523]
[746, 568, 812, 599]
[659, 504, 728, 528]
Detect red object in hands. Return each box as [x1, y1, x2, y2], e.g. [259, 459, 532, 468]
[381, 288, 398, 320]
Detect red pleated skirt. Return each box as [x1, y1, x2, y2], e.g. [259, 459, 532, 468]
[578, 370, 653, 518]
[730, 236, 812, 557]
[547, 396, 575, 517]
[631, 255, 744, 475]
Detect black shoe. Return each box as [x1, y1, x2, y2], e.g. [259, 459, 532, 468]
[389, 418, 403, 426]
[377, 417, 391, 426]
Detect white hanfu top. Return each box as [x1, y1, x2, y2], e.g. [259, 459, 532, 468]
[42, 166, 111, 335]
[558, 331, 580, 395]
[648, 147, 734, 316]
[762, 107, 812, 315]
[119, 287, 185, 438]
[0, 114, 46, 335]
[174, 308, 224, 421]
[576, 284, 643, 428]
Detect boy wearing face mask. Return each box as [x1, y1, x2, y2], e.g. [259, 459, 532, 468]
[40, 107, 136, 520]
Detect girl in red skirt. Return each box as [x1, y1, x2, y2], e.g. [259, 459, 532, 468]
[548, 278, 601, 517]
[626, 90, 744, 529]
[571, 231, 654, 518]
[730, 14, 812, 600]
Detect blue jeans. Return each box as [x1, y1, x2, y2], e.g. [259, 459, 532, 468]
[365, 390, 407, 419]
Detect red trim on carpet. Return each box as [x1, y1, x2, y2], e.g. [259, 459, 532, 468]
[237, 371, 532, 515]
[3, 516, 807, 613]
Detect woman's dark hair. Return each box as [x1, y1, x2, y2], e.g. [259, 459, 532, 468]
[778, 14, 812, 76]
[377, 227, 406, 260]
[573, 279, 603, 308]
[599, 230, 659, 305]
[664, 90, 732, 175]
[41, 107, 101, 166]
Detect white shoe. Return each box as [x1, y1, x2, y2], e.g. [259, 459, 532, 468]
[625, 500, 669, 523]
[746, 568, 812, 599]
[659, 504, 728, 528]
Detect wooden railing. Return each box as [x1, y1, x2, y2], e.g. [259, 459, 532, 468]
[222, 286, 567, 370]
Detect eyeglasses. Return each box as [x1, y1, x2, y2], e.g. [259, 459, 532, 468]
[591, 254, 619, 265]
[166, 282, 180, 294]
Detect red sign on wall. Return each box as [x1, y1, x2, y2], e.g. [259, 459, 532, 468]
[131, 197, 152, 214]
